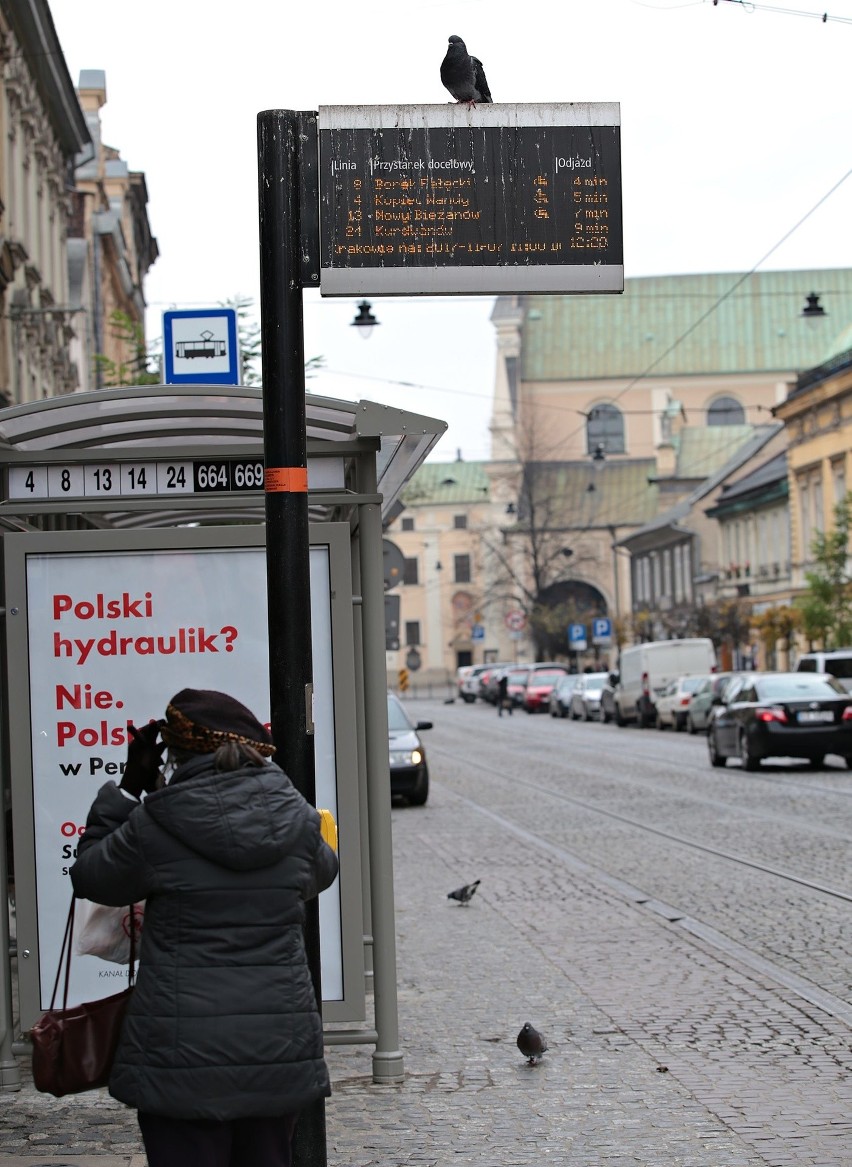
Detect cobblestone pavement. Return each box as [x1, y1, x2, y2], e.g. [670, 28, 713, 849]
[2, 699, 851, 1164]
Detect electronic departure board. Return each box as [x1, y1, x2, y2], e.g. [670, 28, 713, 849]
[318, 104, 622, 296]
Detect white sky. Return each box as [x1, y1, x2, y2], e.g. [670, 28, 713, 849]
[50, 0, 852, 462]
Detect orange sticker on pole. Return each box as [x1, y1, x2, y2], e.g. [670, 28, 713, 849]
[264, 467, 309, 493]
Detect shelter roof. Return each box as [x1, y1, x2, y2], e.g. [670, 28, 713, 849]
[0, 385, 446, 529]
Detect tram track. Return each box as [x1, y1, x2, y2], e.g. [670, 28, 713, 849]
[430, 742, 852, 904]
[484, 706, 852, 797]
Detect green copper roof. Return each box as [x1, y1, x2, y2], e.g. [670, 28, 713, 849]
[673, 425, 758, 481]
[526, 459, 660, 529]
[402, 460, 490, 506]
[519, 269, 852, 381]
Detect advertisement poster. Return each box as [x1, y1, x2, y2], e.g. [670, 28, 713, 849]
[23, 544, 343, 1008]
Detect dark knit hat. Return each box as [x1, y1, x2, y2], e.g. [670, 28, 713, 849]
[161, 688, 275, 757]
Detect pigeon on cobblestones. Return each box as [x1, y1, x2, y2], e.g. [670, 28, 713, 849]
[447, 879, 480, 904]
[517, 1021, 548, 1065]
[440, 36, 493, 105]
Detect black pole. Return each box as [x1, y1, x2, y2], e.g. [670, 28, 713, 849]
[257, 108, 325, 1167]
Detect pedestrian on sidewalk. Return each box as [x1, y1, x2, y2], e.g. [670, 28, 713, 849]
[71, 687, 339, 1167]
[497, 671, 512, 716]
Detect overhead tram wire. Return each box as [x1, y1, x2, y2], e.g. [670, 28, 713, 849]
[537, 161, 852, 453]
[711, 0, 852, 25]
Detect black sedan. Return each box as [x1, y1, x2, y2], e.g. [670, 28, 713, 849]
[388, 693, 432, 805]
[708, 672, 852, 770]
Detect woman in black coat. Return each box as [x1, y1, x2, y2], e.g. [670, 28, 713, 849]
[71, 688, 339, 1167]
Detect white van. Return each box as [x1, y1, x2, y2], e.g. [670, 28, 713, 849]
[614, 638, 717, 727]
[796, 649, 852, 692]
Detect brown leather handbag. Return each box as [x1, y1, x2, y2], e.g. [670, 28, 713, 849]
[30, 896, 136, 1097]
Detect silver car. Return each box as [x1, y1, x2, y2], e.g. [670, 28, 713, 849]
[569, 672, 611, 721]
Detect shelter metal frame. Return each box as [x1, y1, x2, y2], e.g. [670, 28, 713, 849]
[0, 385, 446, 1090]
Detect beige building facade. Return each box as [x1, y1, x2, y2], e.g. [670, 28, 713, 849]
[774, 346, 852, 590]
[71, 70, 158, 392]
[0, 0, 90, 405]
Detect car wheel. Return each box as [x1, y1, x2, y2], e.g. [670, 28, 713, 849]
[462, 694, 474, 704]
[739, 731, 760, 771]
[408, 771, 429, 806]
[687, 714, 697, 735]
[708, 731, 727, 768]
[674, 715, 685, 733]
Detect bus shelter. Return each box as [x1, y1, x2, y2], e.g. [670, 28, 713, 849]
[0, 384, 446, 1090]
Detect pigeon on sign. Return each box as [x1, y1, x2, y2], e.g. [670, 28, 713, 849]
[517, 1021, 548, 1065]
[440, 36, 492, 105]
[447, 879, 480, 905]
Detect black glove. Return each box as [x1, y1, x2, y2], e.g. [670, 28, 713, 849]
[120, 721, 166, 798]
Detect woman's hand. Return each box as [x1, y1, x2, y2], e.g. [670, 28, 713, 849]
[120, 721, 166, 798]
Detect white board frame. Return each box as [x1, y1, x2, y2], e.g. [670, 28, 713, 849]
[3, 524, 364, 1029]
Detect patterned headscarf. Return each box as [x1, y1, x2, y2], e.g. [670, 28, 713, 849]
[161, 688, 276, 757]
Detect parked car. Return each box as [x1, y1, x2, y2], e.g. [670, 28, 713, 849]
[459, 664, 489, 703]
[568, 671, 611, 721]
[707, 672, 852, 771]
[480, 663, 515, 705]
[523, 664, 570, 713]
[599, 674, 618, 724]
[479, 668, 500, 704]
[388, 692, 432, 805]
[796, 649, 852, 692]
[548, 674, 575, 718]
[614, 638, 717, 727]
[455, 665, 474, 699]
[655, 674, 711, 731]
[686, 672, 739, 733]
[504, 666, 531, 708]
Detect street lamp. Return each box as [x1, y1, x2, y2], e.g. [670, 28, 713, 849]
[351, 300, 380, 339]
[800, 292, 827, 328]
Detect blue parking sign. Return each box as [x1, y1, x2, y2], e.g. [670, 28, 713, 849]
[592, 617, 612, 645]
[568, 623, 587, 650]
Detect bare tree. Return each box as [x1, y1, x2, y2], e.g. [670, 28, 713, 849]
[481, 415, 606, 661]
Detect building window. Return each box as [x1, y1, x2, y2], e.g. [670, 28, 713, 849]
[405, 621, 421, 646]
[587, 402, 625, 455]
[707, 396, 745, 426]
[454, 554, 471, 583]
[832, 459, 846, 506]
[453, 514, 467, 530]
[403, 557, 419, 585]
[799, 467, 824, 563]
[401, 517, 415, 531]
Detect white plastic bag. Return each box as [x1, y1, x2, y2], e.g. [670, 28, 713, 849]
[72, 900, 144, 965]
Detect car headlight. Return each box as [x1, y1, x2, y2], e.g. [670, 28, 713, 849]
[390, 749, 422, 766]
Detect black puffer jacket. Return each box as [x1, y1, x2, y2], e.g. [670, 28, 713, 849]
[70, 756, 339, 1120]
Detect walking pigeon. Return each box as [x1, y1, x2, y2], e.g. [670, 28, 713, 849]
[440, 35, 492, 105]
[447, 879, 480, 905]
[517, 1021, 548, 1065]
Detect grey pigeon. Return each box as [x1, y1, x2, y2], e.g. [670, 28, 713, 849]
[447, 879, 480, 905]
[440, 35, 492, 105]
[517, 1021, 548, 1065]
